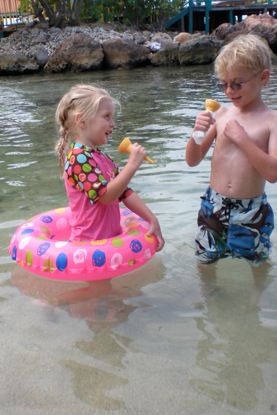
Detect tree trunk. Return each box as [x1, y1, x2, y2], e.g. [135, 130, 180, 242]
[31, 0, 83, 27]
[72, 0, 84, 20]
[39, 0, 58, 26]
[30, 0, 46, 22]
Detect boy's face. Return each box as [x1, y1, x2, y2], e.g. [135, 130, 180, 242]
[217, 67, 269, 107]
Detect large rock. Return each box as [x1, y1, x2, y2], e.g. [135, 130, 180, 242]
[213, 14, 277, 53]
[1, 19, 277, 75]
[34, 45, 49, 66]
[0, 53, 39, 74]
[213, 22, 240, 40]
[178, 36, 223, 65]
[150, 43, 180, 66]
[102, 38, 150, 69]
[150, 32, 173, 48]
[243, 14, 277, 53]
[44, 33, 104, 72]
[173, 32, 193, 44]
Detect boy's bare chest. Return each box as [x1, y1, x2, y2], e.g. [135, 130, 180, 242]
[217, 112, 269, 148]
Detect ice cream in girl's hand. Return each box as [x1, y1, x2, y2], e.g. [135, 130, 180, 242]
[118, 137, 155, 164]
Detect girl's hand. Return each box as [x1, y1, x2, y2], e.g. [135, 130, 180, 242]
[147, 218, 165, 252]
[128, 142, 147, 167]
[122, 192, 165, 252]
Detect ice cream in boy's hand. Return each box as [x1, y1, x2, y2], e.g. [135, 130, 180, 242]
[192, 99, 221, 144]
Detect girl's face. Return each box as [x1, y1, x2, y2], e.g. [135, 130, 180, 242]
[218, 68, 269, 109]
[77, 98, 115, 149]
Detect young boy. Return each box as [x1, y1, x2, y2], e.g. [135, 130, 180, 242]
[185, 34, 277, 265]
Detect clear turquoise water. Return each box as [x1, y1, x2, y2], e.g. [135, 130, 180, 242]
[1, 66, 277, 415]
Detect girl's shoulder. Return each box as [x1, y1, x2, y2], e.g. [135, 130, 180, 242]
[67, 143, 96, 158]
[66, 143, 94, 165]
[67, 142, 86, 154]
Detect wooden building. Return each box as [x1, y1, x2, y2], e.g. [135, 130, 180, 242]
[0, 0, 33, 28]
[166, 0, 277, 34]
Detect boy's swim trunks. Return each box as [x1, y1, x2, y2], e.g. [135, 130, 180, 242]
[195, 186, 274, 265]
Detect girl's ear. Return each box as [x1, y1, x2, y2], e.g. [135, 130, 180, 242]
[75, 113, 86, 129]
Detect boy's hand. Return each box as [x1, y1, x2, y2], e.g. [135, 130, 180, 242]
[193, 110, 214, 136]
[224, 120, 248, 144]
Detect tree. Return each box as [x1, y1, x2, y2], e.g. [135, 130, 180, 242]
[120, 0, 184, 30]
[24, 0, 184, 30]
[30, 0, 85, 27]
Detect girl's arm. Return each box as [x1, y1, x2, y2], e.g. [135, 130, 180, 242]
[100, 143, 146, 204]
[123, 192, 165, 252]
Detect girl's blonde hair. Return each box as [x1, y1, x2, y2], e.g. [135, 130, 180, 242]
[55, 84, 119, 176]
[215, 34, 272, 77]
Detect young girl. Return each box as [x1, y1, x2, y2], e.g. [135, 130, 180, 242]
[55, 84, 164, 251]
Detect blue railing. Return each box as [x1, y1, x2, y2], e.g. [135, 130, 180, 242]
[166, 0, 277, 29]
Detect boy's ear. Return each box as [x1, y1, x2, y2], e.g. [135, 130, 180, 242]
[261, 69, 270, 84]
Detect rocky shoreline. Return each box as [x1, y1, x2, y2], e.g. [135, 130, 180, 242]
[0, 14, 277, 75]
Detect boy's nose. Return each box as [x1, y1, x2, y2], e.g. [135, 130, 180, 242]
[226, 85, 235, 94]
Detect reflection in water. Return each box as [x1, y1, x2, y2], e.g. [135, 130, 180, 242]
[12, 255, 164, 324]
[190, 259, 276, 411]
[11, 256, 165, 410]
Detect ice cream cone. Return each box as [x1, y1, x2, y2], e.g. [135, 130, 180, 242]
[192, 99, 221, 144]
[205, 99, 220, 113]
[118, 137, 155, 164]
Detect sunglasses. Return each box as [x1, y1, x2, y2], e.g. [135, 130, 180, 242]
[216, 72, 261, 92]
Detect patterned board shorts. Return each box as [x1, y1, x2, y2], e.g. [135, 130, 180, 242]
[195, 186, 274, 265]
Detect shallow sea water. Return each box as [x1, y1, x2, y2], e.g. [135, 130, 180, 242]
[0, 66, 277, 415]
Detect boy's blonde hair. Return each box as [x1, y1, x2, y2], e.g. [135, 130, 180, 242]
[55, 84, 119, 176]
[215, 34, 272, 77]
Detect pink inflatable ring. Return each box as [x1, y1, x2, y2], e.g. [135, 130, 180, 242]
[9, 207, 158, 281]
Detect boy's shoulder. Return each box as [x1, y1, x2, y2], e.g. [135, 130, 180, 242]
[214, 104, 232, 117]
[261, 106, 277, 121]
[267, 107, 277, 115]
[216, 103, 277, 117]
[263, 107, 277, 128]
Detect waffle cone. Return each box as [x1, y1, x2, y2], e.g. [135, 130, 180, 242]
[205, 99, 220, 112]
[118, 137, 132, 153]
[118, 138, 155, 164]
